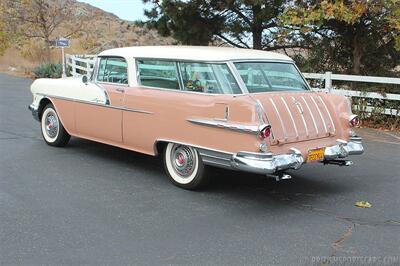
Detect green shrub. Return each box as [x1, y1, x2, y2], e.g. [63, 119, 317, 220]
[32, 63, 62, 78]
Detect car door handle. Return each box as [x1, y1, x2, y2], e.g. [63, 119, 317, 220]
[116, 88, 125, 93]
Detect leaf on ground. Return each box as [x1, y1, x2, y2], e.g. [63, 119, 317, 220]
[355, 201, 372, 208]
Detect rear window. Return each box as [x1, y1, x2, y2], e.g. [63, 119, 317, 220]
[234, 62, 309, 93]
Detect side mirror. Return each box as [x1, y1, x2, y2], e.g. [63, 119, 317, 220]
[82, 75, 89, 85]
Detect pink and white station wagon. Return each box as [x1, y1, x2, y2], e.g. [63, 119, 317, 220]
[29, 46, 364, 189]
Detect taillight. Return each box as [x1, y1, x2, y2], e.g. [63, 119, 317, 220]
[349, 115, 360, 127]
[259, 125, 271, 139]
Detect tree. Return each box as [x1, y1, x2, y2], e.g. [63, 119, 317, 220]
[1, 0, 79, 62]
[0, 0, 13, 56]
[281, 0, 400, 75]
[143, 0, 304, 50]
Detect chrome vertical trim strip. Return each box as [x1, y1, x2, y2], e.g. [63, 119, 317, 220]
[176, 61, 185, 91]
[270, 98, 288, 141]
[301, 96, 319, 136]
[310, 96, 328, 134]
[318, 95, 336, 133]
[281, 97, 298, 139]
[291, 96, 309, 138]
[227, 61, 248, 94]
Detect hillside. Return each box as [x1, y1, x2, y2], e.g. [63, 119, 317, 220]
[0, 0, 174, 76]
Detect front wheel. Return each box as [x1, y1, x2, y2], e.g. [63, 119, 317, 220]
[163, 143, 209, 190]
[41, 103, 70, 147]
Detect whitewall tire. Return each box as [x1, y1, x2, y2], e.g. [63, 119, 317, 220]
[163, 143, 209, 190]
[40, 104, 70, 147]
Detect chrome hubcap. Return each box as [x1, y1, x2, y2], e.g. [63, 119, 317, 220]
[172, 145, 196, 177]
[45, 112, 59, 138]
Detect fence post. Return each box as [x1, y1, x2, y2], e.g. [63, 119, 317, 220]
[325, 71, 332, 92]
[71, 56, 77, 77]
[86, 58, 91, 77]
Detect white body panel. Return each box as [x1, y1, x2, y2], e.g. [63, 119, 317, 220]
[30, 77, 107, 108]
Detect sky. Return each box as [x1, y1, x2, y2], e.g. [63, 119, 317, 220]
[77, 0, 150, 21]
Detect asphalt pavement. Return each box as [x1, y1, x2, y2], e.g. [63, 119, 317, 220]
[1, 73, 399, 265]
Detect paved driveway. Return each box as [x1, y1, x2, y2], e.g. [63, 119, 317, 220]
[1, 73, 399, 265]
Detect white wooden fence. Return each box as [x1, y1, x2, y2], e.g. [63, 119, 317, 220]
[66, 54, 95, 77]
[66, 54, 400, 116]
[303, 72, 400, 116]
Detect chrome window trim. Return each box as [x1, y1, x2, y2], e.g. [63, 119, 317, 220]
[96, 56, 129, 86]
[176, 61, 185, 91]
[96, 81, 129, 87]
[227, 61, 248, 94]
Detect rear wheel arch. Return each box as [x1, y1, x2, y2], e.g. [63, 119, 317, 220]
[154, 141, 168, 157]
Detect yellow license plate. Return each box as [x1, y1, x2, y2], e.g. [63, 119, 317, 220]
[307, 148, 325, 162]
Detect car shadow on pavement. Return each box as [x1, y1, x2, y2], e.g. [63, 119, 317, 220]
[66, 137, 354, 208]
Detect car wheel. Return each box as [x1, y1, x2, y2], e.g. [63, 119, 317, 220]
[163, 143, 209, 190]
[41, 103, 70, 147]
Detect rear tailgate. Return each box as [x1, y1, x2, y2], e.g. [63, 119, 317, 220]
[250, 91, 337, 145]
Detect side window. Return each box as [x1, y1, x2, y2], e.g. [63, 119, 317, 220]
[179, 62, 241, 94]
[137, 60, 180, 90]
[97, 57, 128, 85]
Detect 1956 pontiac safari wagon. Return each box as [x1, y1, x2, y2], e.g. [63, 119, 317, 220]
[29, 46, 364, 189]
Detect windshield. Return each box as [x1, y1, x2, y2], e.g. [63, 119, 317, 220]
[234, 62, 309, 93]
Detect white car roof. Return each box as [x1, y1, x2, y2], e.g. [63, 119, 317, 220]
[98, 46, 293, 62]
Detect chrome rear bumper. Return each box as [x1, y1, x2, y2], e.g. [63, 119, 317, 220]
[231, 148, 304, 174]
[231, 137, 364, 175]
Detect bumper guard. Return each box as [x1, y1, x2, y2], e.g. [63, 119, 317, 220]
[28, 104, 40, 121]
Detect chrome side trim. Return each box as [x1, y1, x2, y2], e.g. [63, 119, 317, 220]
[269, 98, 288, 141]
[37, 93, 153, 115]
[301, 96, 318, 136]
[281, 97, 298, 139]
[187, 118, 266, 135]
[153, 139, 234, 157]
[318, 95, 336, 133]
[310, 96, 328, 134]
[198, 148, 233, 169]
